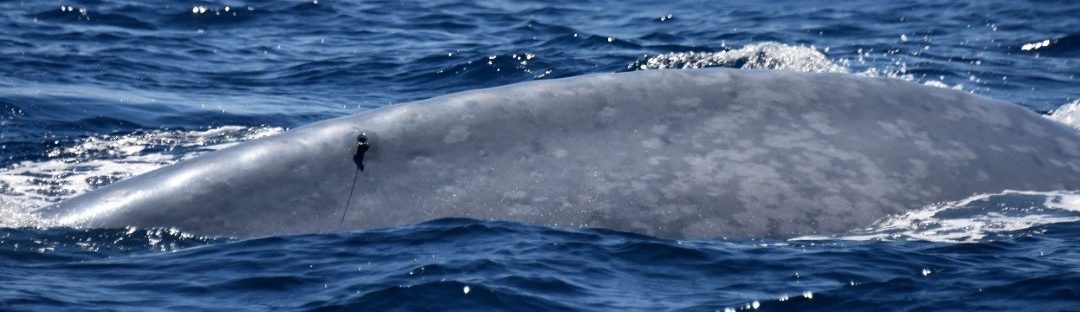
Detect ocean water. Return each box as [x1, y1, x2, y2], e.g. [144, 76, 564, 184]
[1, 0, 1079, 311]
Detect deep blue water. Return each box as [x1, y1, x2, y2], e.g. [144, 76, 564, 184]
[2, 0, 1080, 311]
[3, 219, 1080, 311]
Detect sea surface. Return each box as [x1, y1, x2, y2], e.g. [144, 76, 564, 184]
[2, 0, 1080, 311]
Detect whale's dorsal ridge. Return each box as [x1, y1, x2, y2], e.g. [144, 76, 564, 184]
[48, 69, 1080, 239]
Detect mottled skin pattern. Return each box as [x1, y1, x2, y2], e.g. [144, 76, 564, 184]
[47, 69, 1080, 239]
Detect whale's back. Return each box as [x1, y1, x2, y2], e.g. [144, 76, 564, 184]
[47, 69, 1080, 238]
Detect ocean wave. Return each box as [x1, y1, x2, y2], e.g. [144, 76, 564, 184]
[0, 226, 219, 262]
[6, 217, 1076, 311]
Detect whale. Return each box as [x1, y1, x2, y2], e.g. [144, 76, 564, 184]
[43, 69, 1080, 239]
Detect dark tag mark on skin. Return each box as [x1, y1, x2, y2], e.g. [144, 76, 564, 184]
[341, 133, 370, 224]
[353, 134, 369, 171]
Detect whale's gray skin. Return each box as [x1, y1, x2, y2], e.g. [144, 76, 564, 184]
[46, 69, 1080, 239]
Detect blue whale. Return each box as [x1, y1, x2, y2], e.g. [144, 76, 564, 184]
[45, 69, 1080, 239]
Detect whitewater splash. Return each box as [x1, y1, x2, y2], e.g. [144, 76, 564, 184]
[1049, 99, 1080, 130]
[630, 42, 958, 88]
[629, 42, 848, 73]
[796, 190, 1080, 243]
[0, 126, 282, 227]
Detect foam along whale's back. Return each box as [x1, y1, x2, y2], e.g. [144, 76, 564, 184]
[46, 69, 1080, 239]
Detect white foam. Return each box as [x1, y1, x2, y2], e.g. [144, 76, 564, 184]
[0, 126, 282, 227]
[1048, 99, 1080, 131]
[630, 42, 966, 90]
[795, 190, 1080, 243]
[631, 42, 847, 73]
